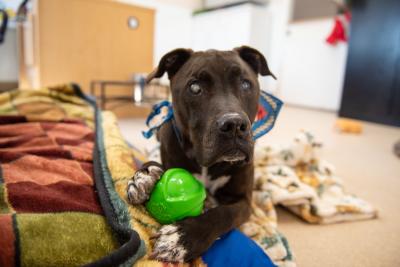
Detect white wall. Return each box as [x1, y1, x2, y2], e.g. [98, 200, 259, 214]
[249, 4, 277, 92]
[0, 29, 18, 81]
[278, 19, 348, 111]
[263, 0, 294, 93]
[152, 0, 201, 10]
[117, 0, 196, 69]
[192, 4, 253, 51]
[0, 0, 21, 16]
[0, 0, 20, 81]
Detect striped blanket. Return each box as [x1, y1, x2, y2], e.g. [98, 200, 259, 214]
[0, 85, 143, 267]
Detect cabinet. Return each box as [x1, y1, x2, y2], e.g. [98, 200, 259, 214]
[279, 19, 348, 111]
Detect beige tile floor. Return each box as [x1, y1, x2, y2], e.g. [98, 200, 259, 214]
[118, 106, 400, 267]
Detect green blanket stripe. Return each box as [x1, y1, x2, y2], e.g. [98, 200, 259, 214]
[73, 84, 146, 266]
[17, 213, 119, 267]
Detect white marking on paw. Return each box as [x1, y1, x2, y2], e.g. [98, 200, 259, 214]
[135, 171, 153, 182]
[159, 224, 179, 235]
[148, 165, 163, 176]
[127, 166, 162, 204]
[152, 225, 187, 262]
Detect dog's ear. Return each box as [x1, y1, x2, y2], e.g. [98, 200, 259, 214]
[234, 46, 276, 79]
[146, 48, 193, 83]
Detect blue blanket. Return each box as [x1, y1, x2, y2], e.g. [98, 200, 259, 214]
[202, 229, 276, 267]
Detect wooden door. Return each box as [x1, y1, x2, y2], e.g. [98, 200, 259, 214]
[37, 0, 154, 92]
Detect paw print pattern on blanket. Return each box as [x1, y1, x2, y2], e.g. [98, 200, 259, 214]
[254, 130, 378, 224]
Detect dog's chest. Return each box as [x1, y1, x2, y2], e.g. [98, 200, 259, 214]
[193, 167, 231, 196]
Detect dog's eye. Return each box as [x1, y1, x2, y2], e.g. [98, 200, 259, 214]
[241, 80, 251, 90]
[189, 82, 202, 95]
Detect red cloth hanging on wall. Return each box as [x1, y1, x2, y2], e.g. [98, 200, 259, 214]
[326, 11, 351, 45]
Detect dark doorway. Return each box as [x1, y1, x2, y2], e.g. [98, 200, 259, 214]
[339, 0, 400, 127]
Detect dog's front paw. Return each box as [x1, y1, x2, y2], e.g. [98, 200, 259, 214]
[151, 220, 211, 263]
[150, 224, 188, 262]
[127, 161, 164, 204]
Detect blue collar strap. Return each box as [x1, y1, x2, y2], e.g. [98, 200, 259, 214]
[142, 90, 283, 141]
[142, 100, 174, 139]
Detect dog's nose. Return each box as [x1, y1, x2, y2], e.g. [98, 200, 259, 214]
[217, 113, 250, 138]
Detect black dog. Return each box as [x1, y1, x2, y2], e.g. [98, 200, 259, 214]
[127, 46, 275, 262]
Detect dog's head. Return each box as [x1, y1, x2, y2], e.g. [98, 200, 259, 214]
[147, 46, 275, 167]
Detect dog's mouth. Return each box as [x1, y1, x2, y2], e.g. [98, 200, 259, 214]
[199, 130, 254, 167]
[218, 149, 247, 163]
[200, 145, 250, 167]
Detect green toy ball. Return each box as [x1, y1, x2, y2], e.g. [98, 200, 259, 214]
[146, 168, 206, 224]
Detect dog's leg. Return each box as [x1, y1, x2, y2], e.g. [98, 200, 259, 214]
[127, 161, 164, 204]
[151, 198, 251, 262]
